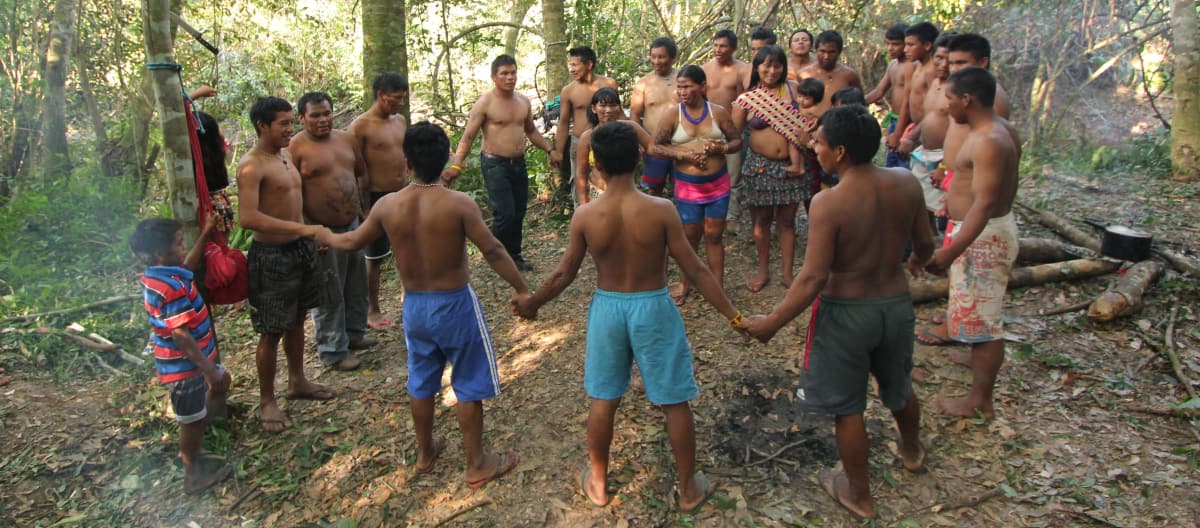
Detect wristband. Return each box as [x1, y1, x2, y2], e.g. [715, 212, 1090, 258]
[449, 164, 463, 172]
[729, 312, 743, 328]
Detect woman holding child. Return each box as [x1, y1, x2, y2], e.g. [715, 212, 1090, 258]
[732, 45, 817, 292]
[652, 66, 742, 305]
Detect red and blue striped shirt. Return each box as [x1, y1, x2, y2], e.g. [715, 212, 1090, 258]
[141, 266, 219, 384]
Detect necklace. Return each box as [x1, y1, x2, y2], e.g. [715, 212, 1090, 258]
[681, 102, 709, 125]
[255, 146, 288, 167]
[411, 181, 441, 188]
[655, 68, 675, 87]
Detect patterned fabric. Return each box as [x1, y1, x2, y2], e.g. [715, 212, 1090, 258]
[734, 87, 816, 148]
[741, 150, 810, 207]
[210, 190, 235, 234]
[947, 212, 1019, 343]
[142, 265, 218, 384]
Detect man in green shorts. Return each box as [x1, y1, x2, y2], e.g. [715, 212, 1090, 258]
[513, 122, 747, 512]
[744, 105, 933, 521]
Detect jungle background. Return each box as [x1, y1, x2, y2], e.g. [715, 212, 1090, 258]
[1, 0, 1199, 526]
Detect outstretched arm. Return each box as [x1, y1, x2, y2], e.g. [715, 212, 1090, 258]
[462, 195, 529, 295]
[522, 215, 588, 317]
[444, 96, 487, 186]
[665, 205, 740, 323]
[317, 206, 386, 252]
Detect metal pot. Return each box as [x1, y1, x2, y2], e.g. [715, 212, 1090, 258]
[1084, 218, 1153, 261]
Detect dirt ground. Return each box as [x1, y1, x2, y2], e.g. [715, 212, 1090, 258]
[2, 163, 1200, 527]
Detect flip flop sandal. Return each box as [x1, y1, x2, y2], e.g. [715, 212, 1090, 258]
[466, 450, 520, 489]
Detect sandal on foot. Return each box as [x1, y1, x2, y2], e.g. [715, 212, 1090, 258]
[819, 467, 876, 521]
[889, 441, 929, 473]
[577, 464, 610, 507]
[285, 386, 337, 400]
[466, 450, 520, 489]
[675, 472, 716, 514]
[915, 326, 957, 346]
[414, 436, 447, 474]
[254, 410, 292, 433]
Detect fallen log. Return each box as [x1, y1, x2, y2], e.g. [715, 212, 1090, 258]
[1017, 237, 1091, 265]
[1015, 202, 1102, 252]
[1154, 248, 1200, 279]
[1087, 260, 1165, 321]
[910, 258, 1121, 303]
[0, 294, 140, 324]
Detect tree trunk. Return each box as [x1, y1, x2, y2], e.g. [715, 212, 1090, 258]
[40, 0, 76, 178]
[141, 0, 198, 237]
[541, 0, 569, 97]
[909, 258, 1121, 304]
[1016, 237, 1091, 265]
[362, 0, 408, 121]
[1170, 0, 1199, 182]
[1087, 260, 1165, 321]
[73, 47, 117, 179]
[504, 0, 535, 56]
[1015, 203, 1102, 252]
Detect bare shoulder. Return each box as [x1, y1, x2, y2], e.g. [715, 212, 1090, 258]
[236, 152, 261, 174]
[602, 75, 618, 89]
[331, 129, 356, 145]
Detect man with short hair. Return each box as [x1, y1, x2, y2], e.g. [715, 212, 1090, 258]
[887, 22, 939, 156]
[349, 72, 410, 330]
[743, 26, 778, 88]
[290, 92, 374, 371]
[917, 67, 1020, 420]
[797, 30, 863, 113]
[553, 46, 619, 204]
[744, 105, 932, 521]
[865, 23, 914, 168]
[702, 29, 752, 222]
[237, 96, 337, 433]
[630, 37, 679, 195]
[444, 55, 556, 271]
[316, 122, 529, 488]
[905, 33, 955, 221]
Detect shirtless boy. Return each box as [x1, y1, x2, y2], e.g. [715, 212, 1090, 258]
[445, 55, 555, 272]
[887, 22, 939, 156]
[316, 122, 528, 488]
[702, 29, 751, 221]
[797, 30, 863, 114]
[744, 105, 932, 521]
[864, 23, 914, 168]
[916, 67, 1020, 420]
[349, 72, 409, 329]
[905, 33, 955, 222]
[237, 96, 336, 433]
[630, 37, 679, 195]
[290, 92, 373, 371]
[514, 121, 746, 511]
[553, 46, 619, 203]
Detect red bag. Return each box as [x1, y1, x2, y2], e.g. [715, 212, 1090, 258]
[203, 241, 248, 304]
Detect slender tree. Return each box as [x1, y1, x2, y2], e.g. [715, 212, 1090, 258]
[362, 0, 409, 120]
[40, 0, 76, 178]
[1171, 0, 1198, 182]
[542, 0, 569, 96]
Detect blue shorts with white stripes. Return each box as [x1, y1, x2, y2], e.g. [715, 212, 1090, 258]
[402, 285, 500, 401]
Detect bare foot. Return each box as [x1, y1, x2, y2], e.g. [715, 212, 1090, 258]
[184, 457, 233, 495]
[578, 464, 609, 507]
[286, 380, 337, 400]
[676, 472, 715, 513]
[669, 282, 690, 306]
[780, 273, 794, 289]
[948, 349, 973, 367]
[746, 273, 770, 293]
[934, 397, 994, 420]
[897, 441, 927, 473]
[256, 402, 292, 433]
[819, 467, 875, 520]
[414, 436, 447, 474]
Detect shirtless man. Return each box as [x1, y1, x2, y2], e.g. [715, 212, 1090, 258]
[290, 92, 374, 371]
[864, 23, 914, 168]
[887, 23, 939, 156]
[744, 105, 932, 520]
[702, 29, 751, 221]
[237, 96, 337, 433]
[630, 37, 679, 195]
[904, 33, 954, 220]
[444, 55, 556, 271]
[916, 68, 1020, 420]
[316, 122, 528, 488]
[916, 33, 1013, 347]
[743, 26, 778, 88]
[348, 72, 409, 330]
[797, 30, 863, 114]
[513, 121, 746, 511]
[553, 46, 618, 204]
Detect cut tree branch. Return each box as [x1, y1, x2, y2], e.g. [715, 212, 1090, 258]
[1, 294, 140, 324]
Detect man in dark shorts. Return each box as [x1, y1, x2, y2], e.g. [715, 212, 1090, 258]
[236, 96, 336, 433]
[744, 105, 933, 521]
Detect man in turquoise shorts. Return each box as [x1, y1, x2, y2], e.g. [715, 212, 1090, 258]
[513, 121, 748, 511]
[744, 105, 934, 521]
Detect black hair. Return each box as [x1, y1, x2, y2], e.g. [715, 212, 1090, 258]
[676, 64, 707, 85]
[885, 23, 909, 41]
[297, 92, 333, 116]
[568, 46, 598, 66]
[798, 78, 825, 102]
[815, 30, 844, 51]
[714, 29, 738, 49]
[750, 26, 777, 45]
[585, 87, 622, 126]
[947, 66, 996, 107]
[832, 87, 866, 107]
[249, 96, 291, 137]
[196, 112, 228, 191]
[749, 45, 788, 88]
[818, 105, 880, 165]
[491, 54, 517, 75]
[650, 37, 678, 59]
[947, 33, 991, 63]
[934, 31, 958, 50]
[790, 29, 813, 47]
[590, 121, 639, 175]
[129, 218, 181, 260]
[904, 22, 939, 45]
[371, 72, 409, 97]
[403, 121, 451, 183]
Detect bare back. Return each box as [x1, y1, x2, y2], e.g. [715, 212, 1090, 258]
[290, 130, 362, 227]
[477, 91, 536, 158]
[370, 186, 484, 291]
[349, 112, 408, 192]
[702, 59, 747, 108]
[574, 188, 680, 292]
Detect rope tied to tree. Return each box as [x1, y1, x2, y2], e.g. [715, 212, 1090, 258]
[145, 61, 205, 134]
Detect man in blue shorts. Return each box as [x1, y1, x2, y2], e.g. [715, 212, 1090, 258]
[514, 122, 748, 511]
[316, 122, 529, 488]
[744, 106, 933, 521]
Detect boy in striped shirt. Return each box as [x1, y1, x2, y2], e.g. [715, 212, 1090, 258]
[131, 216, 233, 494]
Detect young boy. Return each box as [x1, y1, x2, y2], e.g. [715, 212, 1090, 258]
[131, 216, 233, 494]
[744, 106, 933, 520]
[512, 122, 747, 511]
[315, 122, 527, 487]
[865, 23, 913, 168]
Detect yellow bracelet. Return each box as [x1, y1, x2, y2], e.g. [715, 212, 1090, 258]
[729, 312, 743, 327]
[449, 164, 463, 172]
